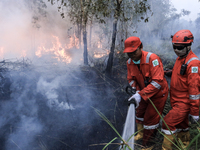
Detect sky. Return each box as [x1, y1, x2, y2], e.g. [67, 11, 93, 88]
[170, 0, 200, 21]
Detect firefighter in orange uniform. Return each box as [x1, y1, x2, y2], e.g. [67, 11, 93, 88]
[161, 29, 200, 150]
[123, 36, 169, 149]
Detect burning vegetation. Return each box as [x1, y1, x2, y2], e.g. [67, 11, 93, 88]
[1, 0, 200, 150]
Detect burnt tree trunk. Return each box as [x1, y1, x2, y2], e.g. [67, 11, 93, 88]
[105, 20, 117, 76]
[77, 21, 82, 49]
[82, 0, 88, 65]
[105, 0, 122, 76]
[83, 26, 88, 65]
[89, 20, 92, 48]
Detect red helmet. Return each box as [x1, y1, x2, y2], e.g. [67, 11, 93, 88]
[123, 36, 141, 53]
[172, 29, 194, 44]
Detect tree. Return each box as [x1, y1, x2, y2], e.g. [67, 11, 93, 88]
[142, 0, 191, 39]
[104, 0, 123, 76]
[48, 0, 95, 65]
[104, 0, 151, 76]
[47, 0, 151, 74]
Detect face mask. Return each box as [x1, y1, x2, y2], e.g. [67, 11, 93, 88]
[174, 48, 188, 58]
[132, 59, 140, 64]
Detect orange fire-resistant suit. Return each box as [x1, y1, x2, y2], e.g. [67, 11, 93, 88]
[127, 50, 168, 145]
[162, 50, 200, 134]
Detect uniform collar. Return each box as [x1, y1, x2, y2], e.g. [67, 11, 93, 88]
[140, 50, 146, 64]
[178, 50, 193, 61]
[127, 50, 148, 65]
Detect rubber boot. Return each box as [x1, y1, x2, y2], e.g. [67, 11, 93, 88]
[162, 134, 175, 150]
[177, 131, 190, 149]
[134, 123, 144, 141]
[141, 129, 156, 150]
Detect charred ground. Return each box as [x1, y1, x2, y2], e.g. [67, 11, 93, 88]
[0, 58, 130, 150]
[0, 53, 199, 150]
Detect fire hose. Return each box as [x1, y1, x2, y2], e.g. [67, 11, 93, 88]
[119, 85, 136, 150]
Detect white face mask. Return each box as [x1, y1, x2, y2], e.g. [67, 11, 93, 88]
[132, 59, 140, 64]
[173, 45, 191, 58]
[174, 48, 187, 57]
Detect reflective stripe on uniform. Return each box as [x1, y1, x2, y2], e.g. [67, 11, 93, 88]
[187, 57, 200, 100]
[128, 52, 153, 64]
[177, 128, 189, 132]
[189, 114, 199, 119]
[146, 52, 152, 63]
[161, 128, 177, 135]
[136, 116, 144, 121]
[151, 80, 161, 89]
[189, 94, 199, 100]
[186, 57, 199, 65]
[144, 123, 159, 129]
[129, 80, 135, 86]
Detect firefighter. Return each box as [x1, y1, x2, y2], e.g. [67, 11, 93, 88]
[123, 36, 169, 149]
[161, 29, 200, 150]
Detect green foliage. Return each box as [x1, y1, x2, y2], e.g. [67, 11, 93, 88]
[187, 128, 200, 150]
[93, 107, 134, 150]
[47, 0, 152, 26]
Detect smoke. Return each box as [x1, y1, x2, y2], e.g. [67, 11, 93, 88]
[0, 0, 82, 65]
[118, 0, 200, 61]
[4, 0, 199, 149]
[0, 0, 33, 59]
[5, 116, 42, 150]
[0, 0, 125, 150]
[36, 76, 75, 110]
[0, 59, 121, 150]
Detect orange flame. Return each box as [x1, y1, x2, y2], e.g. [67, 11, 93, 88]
[21, 50, 27, 58]
[97, 41, 102, 48]
[94, 53, 105, 58]
[35, 35, 80, 64]
[93, 50, 109, 58]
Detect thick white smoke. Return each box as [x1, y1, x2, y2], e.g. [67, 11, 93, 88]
[0, 0, 103, 150]
[0, 0, 34, 59]
[0, 0, 83, 65]
[37, 75, 75, 110]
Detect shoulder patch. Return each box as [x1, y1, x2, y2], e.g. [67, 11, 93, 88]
[152, 59, 159, 67]
[191, 66, 198, 73]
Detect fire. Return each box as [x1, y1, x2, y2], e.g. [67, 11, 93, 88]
[97, 41, 102, 48]
[35, 35, 79, 64]
[21, 50, 27, 58]
[93, 50, 109, 58]
[93, 53, 106, 58]
[69, 33, 79, 49]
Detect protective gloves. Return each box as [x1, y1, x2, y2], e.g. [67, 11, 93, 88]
[128, 91, 141, 108]
[189, 114, 199, 124]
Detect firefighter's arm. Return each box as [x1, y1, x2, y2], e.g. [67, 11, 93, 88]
[139, 57, 165, 101]
[139, 80, 163, 101]
[127, 63, 140, 91]
[187, 62, 200, 118]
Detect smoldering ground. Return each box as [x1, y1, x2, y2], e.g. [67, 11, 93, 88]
[0, 61, 126, 150]
[0, 1, 127, 149]
[2, 0, 200, 149]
